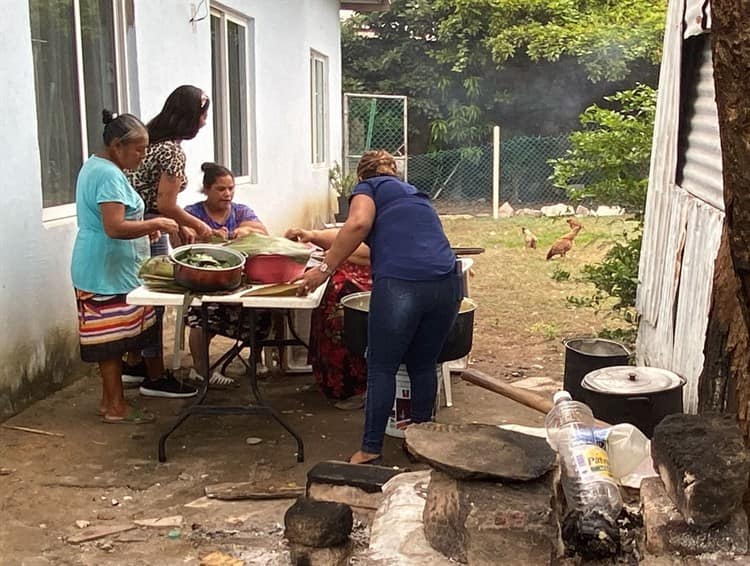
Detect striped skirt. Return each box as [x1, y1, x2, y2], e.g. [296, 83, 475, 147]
[75, 290, 158, 362]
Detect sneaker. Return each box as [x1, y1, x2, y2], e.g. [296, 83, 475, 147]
[122, 360, 148, 385]
[188, 368, 237, 387]
[139, 374, 198, 398]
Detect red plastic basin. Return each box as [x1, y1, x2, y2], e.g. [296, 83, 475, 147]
[244, 254, 306, 284]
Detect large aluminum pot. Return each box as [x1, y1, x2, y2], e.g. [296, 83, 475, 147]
[169, 244, 245, 292]
[341, 292, 477, 362]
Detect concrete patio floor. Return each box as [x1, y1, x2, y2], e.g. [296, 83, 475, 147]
[0, 331, 545, 566]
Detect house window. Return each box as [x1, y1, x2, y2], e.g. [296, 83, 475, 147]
[29, 0, 125, 215]
[310, 50, 328, 165]
[211, 8, 255, 179]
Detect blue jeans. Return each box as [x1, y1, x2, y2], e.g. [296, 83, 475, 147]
[361, 273, 463, 454]
[141, 227, 169, 359]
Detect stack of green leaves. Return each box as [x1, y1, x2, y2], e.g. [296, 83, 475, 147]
[226, 232, 311, 265]
[138, 256, 187, 293]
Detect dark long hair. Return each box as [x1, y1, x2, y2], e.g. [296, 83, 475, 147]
[200, 162, 233, 194]
[146, 85, 209, 144]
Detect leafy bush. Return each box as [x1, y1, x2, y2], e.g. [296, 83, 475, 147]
[551, 84, 656, 216]
[552, 86, 655, 333]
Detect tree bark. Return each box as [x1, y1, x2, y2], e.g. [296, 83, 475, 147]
[707, 0, 750, 436]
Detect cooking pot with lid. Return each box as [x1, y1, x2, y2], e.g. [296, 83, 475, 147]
[581, 366, 686, 438]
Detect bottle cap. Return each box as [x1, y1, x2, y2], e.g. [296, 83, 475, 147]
[553, 391, 572, 404]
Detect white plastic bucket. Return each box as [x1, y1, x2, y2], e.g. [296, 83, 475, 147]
[385, 364, 443, 438]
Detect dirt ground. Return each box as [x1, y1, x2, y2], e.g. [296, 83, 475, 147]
[0, 215, 631, 565]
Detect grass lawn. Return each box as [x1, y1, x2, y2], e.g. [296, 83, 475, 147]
[441, 214, 639, 383]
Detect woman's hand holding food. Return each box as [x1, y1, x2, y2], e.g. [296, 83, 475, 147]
[194, 219, 213, 240]
[153, 217, 179, 234]
[292, 263, 330, 296]
[179, 225, 197, 244]
[285, 228, 314, 243]
[212, 227, 229, 241]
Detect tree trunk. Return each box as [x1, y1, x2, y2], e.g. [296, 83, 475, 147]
[698, 231, 750, 426]
[708, 0, 750, 436]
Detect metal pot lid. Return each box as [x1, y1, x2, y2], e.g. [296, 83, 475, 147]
[582, 366, 685, 395]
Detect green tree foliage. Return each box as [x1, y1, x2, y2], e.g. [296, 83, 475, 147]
[551, 84, 657, 216]
[552, 85, 656, 324]
[342, 0, 665, 150]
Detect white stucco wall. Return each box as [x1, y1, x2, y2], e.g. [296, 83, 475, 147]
[134, 0, 343, 234]
[0, 3, 82, 415]
[0, 0, 342, 415]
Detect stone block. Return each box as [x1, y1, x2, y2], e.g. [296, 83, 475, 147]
[498, 202, 514, 218]
[307, 483, 383, 511]
[288, 540, 353, 566]
[306, 460, 402, 494]
[423, 470, 561, 565]
[641, 477, 749, 556]
[651, 413, 750, 528]
[284, 497, 353, 548]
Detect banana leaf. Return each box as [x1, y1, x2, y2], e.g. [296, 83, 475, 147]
[139, 255, 175, 279]
[226, 233, 311, 264]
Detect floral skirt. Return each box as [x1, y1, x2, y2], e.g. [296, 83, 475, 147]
[185, 304, 272, 343]
[310, 261, 372, 399]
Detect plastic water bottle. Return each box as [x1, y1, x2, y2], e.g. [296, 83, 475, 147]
[545, 391, 622, 519]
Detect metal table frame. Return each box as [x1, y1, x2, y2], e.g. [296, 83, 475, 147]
[126, 285, 325, 463]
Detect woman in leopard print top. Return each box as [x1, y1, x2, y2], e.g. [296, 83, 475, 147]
[124, 85, 213, 376]
[127, 85, 213, 245]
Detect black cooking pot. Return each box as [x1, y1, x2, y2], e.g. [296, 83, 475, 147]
[340, 292, 477, 363]
[581, 366, 686, 438]
[563, 337, 631, 402]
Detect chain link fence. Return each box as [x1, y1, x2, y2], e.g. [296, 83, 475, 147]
[344, 94, 407, 176]
[408, 135, 577, 214]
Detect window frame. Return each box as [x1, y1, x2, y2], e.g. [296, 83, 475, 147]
[210, 6, 256, 183]
[39, 0, 130, 222]
[310, 49, 329, 167]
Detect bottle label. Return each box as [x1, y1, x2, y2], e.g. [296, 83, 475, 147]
[570, 444, 613, 479]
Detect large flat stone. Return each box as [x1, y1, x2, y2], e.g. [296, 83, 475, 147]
[641, 477, 749, 556]
[404, 422, 555, 481]
[651, 413, 750, 527]
[423, 470, 561, 565]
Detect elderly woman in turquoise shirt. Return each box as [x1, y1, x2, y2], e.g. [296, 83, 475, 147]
[70, 111, 187, 424]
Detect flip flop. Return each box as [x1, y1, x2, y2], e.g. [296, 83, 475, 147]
[349, 455, 383, 466]
[102, 408, 155, 425]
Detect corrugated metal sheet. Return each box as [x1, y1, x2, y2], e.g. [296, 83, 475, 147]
[672, 198, 724, 412]
[684, 0, 711, 38]
[636, 0, 686, 324]
[636, 189, 690, 367]
[679, 39, 724, 211]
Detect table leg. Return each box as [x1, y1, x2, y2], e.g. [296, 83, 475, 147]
[157, 304, 305, 463]
[158, 303, 211, 462]
[246, 310, 305, 462]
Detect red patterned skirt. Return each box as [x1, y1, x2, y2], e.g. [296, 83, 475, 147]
[309, 261, 372, 399]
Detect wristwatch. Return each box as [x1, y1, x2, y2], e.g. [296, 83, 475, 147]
[318, 261, 332, 275]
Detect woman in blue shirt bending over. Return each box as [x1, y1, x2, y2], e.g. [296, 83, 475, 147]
[296, 150, 463, 464]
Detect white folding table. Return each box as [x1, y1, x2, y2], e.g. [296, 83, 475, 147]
[127, 284, 325, 462]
